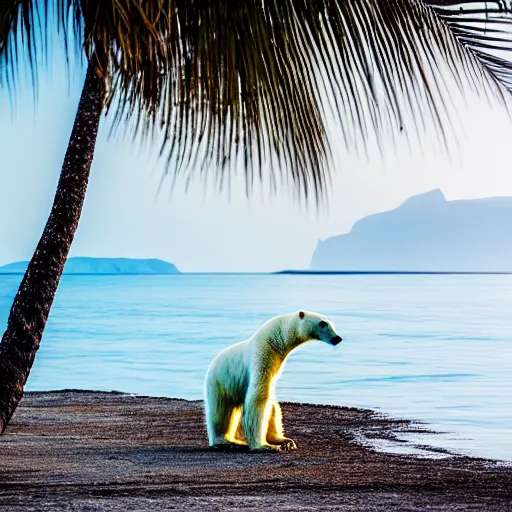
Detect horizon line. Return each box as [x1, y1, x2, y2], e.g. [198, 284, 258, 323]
[0, 270, 511, 276]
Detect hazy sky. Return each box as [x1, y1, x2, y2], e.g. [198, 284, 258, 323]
[1, 49, 512, 272]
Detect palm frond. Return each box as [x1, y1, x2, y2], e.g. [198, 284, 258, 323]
[427, 1, 512, 91]
[2, 1, 512, 205]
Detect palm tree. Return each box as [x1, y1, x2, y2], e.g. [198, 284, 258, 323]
[1, 0, 511, 434]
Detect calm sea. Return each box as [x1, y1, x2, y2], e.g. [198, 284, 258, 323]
[0, 273, 510, 460]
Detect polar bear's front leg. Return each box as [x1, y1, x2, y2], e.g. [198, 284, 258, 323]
[266, 401, 297, 450]
[243, 385, 281, 452]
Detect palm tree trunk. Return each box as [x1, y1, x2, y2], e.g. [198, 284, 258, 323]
[0, 57, 106, 433]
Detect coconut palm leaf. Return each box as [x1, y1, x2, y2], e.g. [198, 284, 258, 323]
[428, 1, 512, 90]
[1, 1, 512, 201]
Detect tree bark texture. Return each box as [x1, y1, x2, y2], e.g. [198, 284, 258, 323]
[0, 58, 106, 433]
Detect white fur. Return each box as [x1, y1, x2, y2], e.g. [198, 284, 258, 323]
[204, 310, 342, 452]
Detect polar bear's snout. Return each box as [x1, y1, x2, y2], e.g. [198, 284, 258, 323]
[313, 317, 342, 346]
[330, 335, 343, 346]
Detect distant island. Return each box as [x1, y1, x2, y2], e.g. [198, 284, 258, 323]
[309, 189, 512, 272]
[0, 257, 180, 275]
[275, 270, 511, 275]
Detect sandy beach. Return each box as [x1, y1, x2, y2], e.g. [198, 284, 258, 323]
[1, 391, 511, 511]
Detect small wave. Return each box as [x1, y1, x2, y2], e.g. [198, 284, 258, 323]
[340, 373, 476, 384]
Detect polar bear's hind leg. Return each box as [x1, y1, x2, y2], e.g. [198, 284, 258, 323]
[205, 382, 247, 449]
[205, 381, 230, 445]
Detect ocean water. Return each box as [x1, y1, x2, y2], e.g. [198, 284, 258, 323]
[0, 273, 510, 460]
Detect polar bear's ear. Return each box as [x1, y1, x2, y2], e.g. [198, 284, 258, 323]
[299, 311, 305, 320]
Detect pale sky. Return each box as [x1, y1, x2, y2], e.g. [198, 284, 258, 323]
[1, 48, 512, 272]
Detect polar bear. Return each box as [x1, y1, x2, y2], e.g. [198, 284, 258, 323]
[204, 311, 342, 452]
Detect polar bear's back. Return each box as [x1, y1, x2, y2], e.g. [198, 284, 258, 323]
[205, 339, 252, 405]
[204, 314, 294, 408]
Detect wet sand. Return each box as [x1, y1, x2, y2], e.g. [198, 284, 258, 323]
[0, 391, 511, 510]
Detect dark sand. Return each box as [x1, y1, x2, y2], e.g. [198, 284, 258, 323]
[1, 391, 511, 511]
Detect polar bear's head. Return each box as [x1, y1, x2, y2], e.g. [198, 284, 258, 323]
[296, 311, 342, 346]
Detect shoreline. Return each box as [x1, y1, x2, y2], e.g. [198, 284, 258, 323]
[23, 388, 507, 462]
[1, 391, 511, 510]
